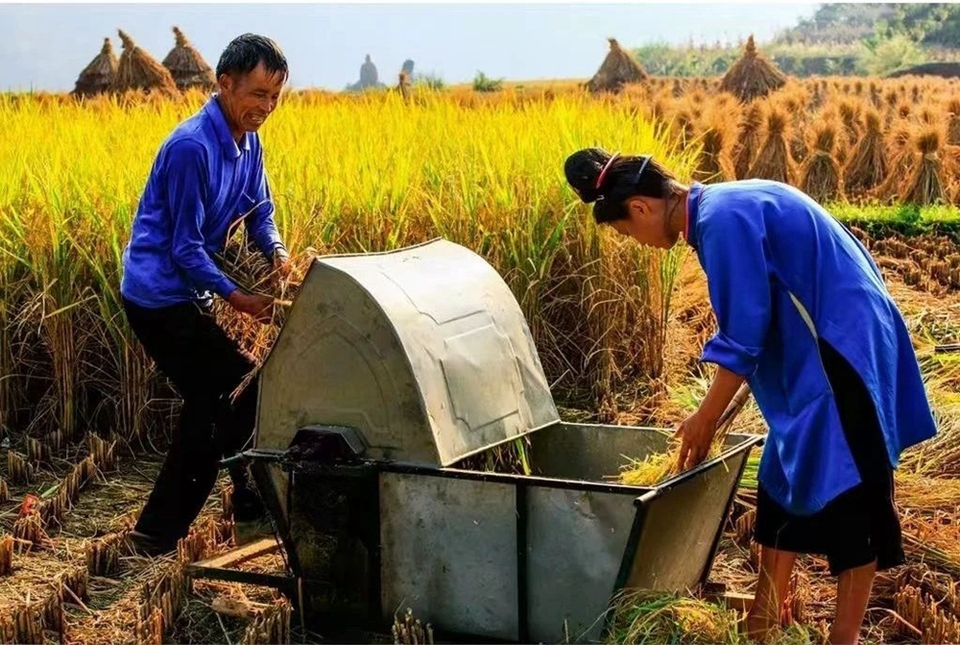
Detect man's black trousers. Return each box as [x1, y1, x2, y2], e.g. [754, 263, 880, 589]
[122, 295, 260, 546]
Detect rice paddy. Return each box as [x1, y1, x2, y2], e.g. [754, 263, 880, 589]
[2, 35, 960, 645]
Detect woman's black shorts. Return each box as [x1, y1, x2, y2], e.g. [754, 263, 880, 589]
[753, 339, 904, 577]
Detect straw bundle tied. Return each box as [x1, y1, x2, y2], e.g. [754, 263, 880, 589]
[947, 98, 960, 147]
[112, 29, 178, 95]
[746, 106, 797, 185]
[693, 107, 737, 184]
[733, 101, 764, 180]
[585, 38, 649, 94]
[843, 108, 888, 198]
[799, 121, 842, 203]
[902, 125, 949, 207]
[162, 26, 216, 92]
[719, 35, 787, 103]
[73, 37, 118, 97]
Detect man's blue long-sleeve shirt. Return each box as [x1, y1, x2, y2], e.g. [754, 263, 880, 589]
[687, 179, 937, 516]
[121, 96, 285, 308]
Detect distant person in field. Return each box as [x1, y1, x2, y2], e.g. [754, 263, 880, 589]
[564, 149, 937, 645]
[119, 33, 290, 556]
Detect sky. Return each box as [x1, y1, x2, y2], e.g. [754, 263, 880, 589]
[0, 2, 820, 93]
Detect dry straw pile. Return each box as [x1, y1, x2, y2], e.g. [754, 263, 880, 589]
[162, 26, 216, 92]
[585, 37, 649, 94]
[72, 37, 119, 97]
[112, 29, 178, 95]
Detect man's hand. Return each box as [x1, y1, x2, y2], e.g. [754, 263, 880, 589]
[270, 248, 291, 290]
[675, 409, 720, 472]
[227, 290, 275, 324]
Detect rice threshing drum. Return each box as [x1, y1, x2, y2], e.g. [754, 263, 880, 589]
[243, 239, 761, 643]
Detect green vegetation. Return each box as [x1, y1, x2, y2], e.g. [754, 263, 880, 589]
[632, 3, 960, 78]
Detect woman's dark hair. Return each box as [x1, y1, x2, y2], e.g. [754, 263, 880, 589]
[564, 148, 678, 223]
[217, 34, 289, 82]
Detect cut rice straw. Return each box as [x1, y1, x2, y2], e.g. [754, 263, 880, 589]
[613, 384, 752, 486]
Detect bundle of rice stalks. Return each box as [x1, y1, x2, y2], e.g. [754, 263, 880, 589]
[901, 125, 949, 206]
[72, 37, 118, 98]
[799, 121, 842, 203]
[607, 590, 739, 644]
[837, 100, 862, 148]
[242, 597, 293, 645]
[111, 29, 178, 95]
[606, 589, 814, 645]
[585, 38, 649, 94]
[947, 98, 960, 146]
[693, 109, 737, 184]
[746, 106, 797, 185]
[719, 35, 787, 103]
[843, 108, 887, 199]
[0, 535, 12, 576]
[161, 26, 216, 92]
[897, 100, 913, 121]
[896, 472, 960, 512]
[615, 384, 752, 486]
[733, 101, 765, 179]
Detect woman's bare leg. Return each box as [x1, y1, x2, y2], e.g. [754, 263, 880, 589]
[745, 545, 797, 641]
[829, 560, 876, 645]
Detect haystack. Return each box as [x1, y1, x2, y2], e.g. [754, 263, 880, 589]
[733, 101, 765, 179]
[843, 108, 888, 198]
[72, 38, 118, 98]
[799, 121, 842, 203]
[693, 108, 737, 184]
[901, 126, 949, 206]
[946, 98, 960, 146]
[162, 26, 216, 92]
[719, 35, 787, 102]
[112, 29, 178, 95]
[746, 106, 797, 185]
[585, 38, 649, 94]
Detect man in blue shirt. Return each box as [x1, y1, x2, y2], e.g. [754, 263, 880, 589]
[565, 148, 937, 645]
[120, 33, 290, 555]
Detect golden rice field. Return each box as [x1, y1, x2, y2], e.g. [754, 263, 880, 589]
[0, 76, 958, 644]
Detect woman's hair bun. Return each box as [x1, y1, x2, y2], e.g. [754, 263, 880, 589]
[564, 148, 611, 203]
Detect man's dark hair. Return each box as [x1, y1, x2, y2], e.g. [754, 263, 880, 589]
[216, 33, 289, 82]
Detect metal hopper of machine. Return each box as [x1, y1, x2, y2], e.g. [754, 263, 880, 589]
[214, 239, 762, 643]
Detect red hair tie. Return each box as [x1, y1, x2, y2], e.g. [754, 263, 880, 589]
[595, 152, 621, 190]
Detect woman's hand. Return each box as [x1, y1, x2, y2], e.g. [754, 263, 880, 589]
[675, 410, 720, 472]
[676, 365, 747, 472]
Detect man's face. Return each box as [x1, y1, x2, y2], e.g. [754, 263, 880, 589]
[218, 61, 286, 135]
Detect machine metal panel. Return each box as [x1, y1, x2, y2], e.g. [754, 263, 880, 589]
[623, 442, 755, 591]
[254, 239, 559, 466]
[525, 422, 670, 483]
[525, 486, 638, 644]
[379, 472, 520, 641]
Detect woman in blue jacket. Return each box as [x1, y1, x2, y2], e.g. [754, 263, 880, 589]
[564, 148, 937, 644]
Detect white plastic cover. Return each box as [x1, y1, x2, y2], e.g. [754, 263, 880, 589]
[255, 239, 560, 466]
